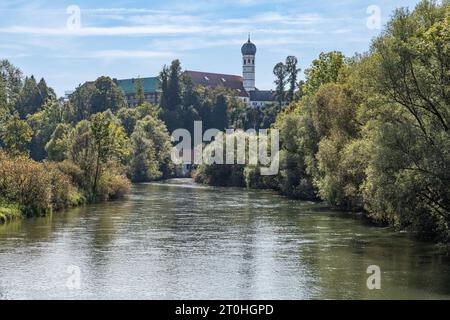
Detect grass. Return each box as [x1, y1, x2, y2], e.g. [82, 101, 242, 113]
[0, 204, 22, 224]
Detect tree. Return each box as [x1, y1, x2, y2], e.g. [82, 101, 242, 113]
[285, 56, 300, 103]
[158, 65, 169, 111]
[68, 82, 96, 122]
[0, 59, 23, 109]
[167, 60, 182, 110]
[160, 60, 184, 133]
[303, 51, 345, 96]
[359, 0, 450, 240]
[45, 123, 71, 162]
[135, 115, 174, 179]
[37, 78, 56, 104]
[0, 113, 33, 155]
[273, 62, 287, 107]
[128, 126, 160, 182]
[15, 76, 41, 118]
[90, 76, 127, 114]
[135, 77, 145, 106]
[27, 100, 65, 160]
[89, 111, 130, 197]
[212, 94, 228, 131]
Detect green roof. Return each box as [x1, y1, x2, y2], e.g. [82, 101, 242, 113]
[116, 77, 161, 95]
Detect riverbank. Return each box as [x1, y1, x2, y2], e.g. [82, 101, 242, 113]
[0, 151, 130, 224]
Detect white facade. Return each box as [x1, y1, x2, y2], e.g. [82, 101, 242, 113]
[242, 54, 255, 92]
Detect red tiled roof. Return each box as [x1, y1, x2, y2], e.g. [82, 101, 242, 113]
[184, 70, 248, 97]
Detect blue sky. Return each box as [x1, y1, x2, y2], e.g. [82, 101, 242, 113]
[0, 0, 422, 96]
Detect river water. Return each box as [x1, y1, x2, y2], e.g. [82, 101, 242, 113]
[0, 179, 449, 299]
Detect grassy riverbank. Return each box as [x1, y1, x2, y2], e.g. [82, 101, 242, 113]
[0, 151, 130, 224]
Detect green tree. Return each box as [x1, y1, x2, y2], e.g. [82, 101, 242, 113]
[360, 0, 450, 240]
[15, 76, 41, 118]
[0, 113, 33, 155]
[303, 51, 345, 96]
[90, 76, 127, 115]
[0, 59, 23, 109]
[128, 126, 161, 182]
[135, 77, 145, 106]
[27, 100, 65, 160]
[273, 62, 287, 107]
[45, 123, 71, 162]
[89, 111, 130, 197]
[285, 56, 300, 103]
[135, 115, 174, 179]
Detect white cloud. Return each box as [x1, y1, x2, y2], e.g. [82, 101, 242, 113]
[0, 25, 205, 36]
[224, 12, 323, 25]
[92, 50, 175, 58]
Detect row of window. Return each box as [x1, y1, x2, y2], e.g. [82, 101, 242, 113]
[243, 59, 255, 65]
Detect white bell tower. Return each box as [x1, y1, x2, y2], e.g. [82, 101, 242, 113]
[242, 35, 256, 92]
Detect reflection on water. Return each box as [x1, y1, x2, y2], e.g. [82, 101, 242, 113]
[0, 178, 449, 299]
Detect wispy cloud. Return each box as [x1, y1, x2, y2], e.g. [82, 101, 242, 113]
[0, 25, 205, 36]
[92, 50, 175, 58]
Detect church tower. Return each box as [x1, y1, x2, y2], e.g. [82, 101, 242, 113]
[241, 35, 256, 92]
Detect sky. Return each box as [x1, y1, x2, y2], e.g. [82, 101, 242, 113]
[0, 0, 423, 97]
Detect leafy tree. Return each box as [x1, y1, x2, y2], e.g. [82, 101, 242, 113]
[27, 100, 65, 160]
[135, 115, 174, 179]
[15, 76, 41, 118]
[273, 62, 287, 107]
[45, 123, 71, 162]
[227, 97, 247, 129]
[303, 51, 345, 96]
[212, 94, 228, 131]
[167, 60, 182, 110]
[89, 111, 130, 197]
[160, 60, 184, 133]
[68, 82, 96, 122]
[275, 111, 316, 199]
[135, 77, 145, 106]
[0, 113, 33, 155]
[158, 65, 169, 111]
[67, 112, 130, 200]
[90, 76, 127, 114]
[285, 56, 300, 103]
[128, 126, 160, 182]
[0, 59, 23, 109]
[359, 0, 450, 240]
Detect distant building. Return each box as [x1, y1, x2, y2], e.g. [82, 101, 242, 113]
[186, 36, 280, 108]
[114, 77, 161, 107]
[100, 36, 280, 109]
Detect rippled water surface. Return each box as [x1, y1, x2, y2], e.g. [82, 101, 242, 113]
[0, 179, 449, 299]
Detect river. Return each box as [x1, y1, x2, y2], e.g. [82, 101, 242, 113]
[0, 178, 449, 299]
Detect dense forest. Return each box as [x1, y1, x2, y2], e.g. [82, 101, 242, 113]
[195, 1, 450, 242]
[0, 1, 448, 243]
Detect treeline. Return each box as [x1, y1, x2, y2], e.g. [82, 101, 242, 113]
[195, 1, 450, 242]
[0, 66, 175, 221]
[158, 60, 280, 135]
